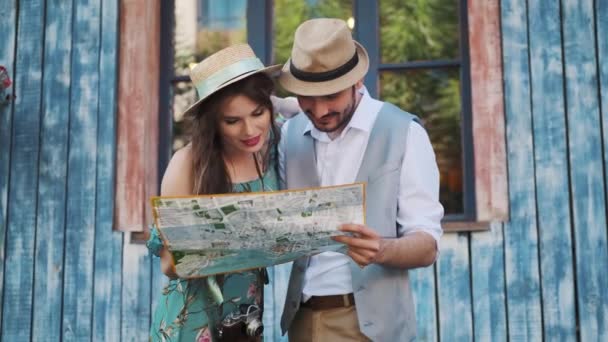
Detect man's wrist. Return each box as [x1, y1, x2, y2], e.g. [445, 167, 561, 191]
[373, 238, 392, 265]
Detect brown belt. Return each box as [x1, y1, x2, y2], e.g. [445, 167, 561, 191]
[301, 293, 355, 311]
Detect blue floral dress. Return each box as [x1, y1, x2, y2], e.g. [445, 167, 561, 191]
[148, 168, 279, 342]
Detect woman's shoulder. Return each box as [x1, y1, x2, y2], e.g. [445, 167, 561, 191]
[161, 144, 194, 196]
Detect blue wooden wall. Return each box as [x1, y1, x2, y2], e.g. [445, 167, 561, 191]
[1, 0, 607, 341]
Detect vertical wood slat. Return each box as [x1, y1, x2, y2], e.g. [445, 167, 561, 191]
[115, 0, 144, 232]
[437, 233, 473, 342]
[1, 0, 45, 340]
[410, 266, 438, 342]
[273, 263, 291, 342]
[31, 0, 73, 340]
[115, 0, 160, 232]
[144, 0, 160, 233]
[0, 0, 18, 332]
[263, 266, 277, 341]
[92, 0, 122, 340]
[500, 0, 543, 340]
[562, 0, 608, 340]
[467, 0, 509, 222]
[598, 0, 608, 257]
[471, 222, 507, 341]
[121, 235, 152, 341]
[150, 255, 167, 324]
[528, 0, 577, 339]
[266, 263, 291, 341]
[62, 0, 101, 340]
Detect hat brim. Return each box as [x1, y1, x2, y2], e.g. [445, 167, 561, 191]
[278, 41, 369, 97]
[182, 64, 282, 117]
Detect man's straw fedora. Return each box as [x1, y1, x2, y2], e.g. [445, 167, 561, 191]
[278, 18, 369, 96]
[183, 44, 280, 117]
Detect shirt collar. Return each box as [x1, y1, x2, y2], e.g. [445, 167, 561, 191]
[302, 86, 379, 140]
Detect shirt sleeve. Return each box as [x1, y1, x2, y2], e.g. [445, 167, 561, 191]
[278, 120, 290, 190]
[396, 122, 444, 244]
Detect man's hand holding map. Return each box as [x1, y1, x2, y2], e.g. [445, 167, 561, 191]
[151, 183, 366, 278]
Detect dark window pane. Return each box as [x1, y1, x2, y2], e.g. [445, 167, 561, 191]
[273, 0, 353, 65]
[380, 69, 463, 214]
[174, 0, 247, 77]
[380, 0, 460, 63]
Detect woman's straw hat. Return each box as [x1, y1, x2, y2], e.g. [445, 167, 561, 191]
[183, 44, 280, 116]
[278, 18, 369, 96]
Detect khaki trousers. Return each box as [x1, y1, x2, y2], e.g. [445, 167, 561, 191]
[287, 305, 371, 342]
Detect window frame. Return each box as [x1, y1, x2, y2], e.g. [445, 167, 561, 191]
[263, 0, 508, 229]
[122, 0, 508, 233]
[353, 0, 476, 222]
[114, 0, 161, 233]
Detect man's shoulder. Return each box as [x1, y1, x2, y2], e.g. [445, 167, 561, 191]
[283, 114, 310, 135]
[375, 101, 419, 127]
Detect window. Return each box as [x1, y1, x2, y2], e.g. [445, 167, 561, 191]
[269, 0, 479, 222]
[376, 0, 471, 219]
[146, 0, 508, 232]
[165, 0, 248, 155]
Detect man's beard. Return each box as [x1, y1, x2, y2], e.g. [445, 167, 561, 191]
[313, 87, 357, 133]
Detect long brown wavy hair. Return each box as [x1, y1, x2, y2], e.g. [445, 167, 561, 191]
[183, 73, 279, 195]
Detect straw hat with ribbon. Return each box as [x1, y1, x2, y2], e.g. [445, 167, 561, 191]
[278, 18, 369, 96]
[183, 44, 280, 117]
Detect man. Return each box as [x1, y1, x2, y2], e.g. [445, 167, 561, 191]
[277, 18, 444, 341]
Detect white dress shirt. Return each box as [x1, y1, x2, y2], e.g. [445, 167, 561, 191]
[278, 88, 444, 299]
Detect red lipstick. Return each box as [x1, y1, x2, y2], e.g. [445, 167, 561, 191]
[241, 135, 261, 147]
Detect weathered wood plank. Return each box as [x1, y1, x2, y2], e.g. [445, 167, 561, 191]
[467, 0, 508, 221]
[410, 265, 438, 342]
[437, 233, 473, 342]
[0, 0, 44, 340]
[598, 0, 608, 267]
[471, 222, 507, 341]
[31, 0, 73, 340]
[266, 263, 291, 341]
[115, 0, 145, 232]
[121, 236, 152, 341]
[62, 0, 101, 340]
[501, 0, 543, 339]
[115, 0, 160, 232]
[93, 231, 123, 341]
[0, 0, 18, 332]
[92, 0, 122, 340]
[263, 266, 277, 341]
[528, 0, 577, 339]
[143, 0, 161, 233]
[562, 0, 608, 340]
[150, 253, 167, 323]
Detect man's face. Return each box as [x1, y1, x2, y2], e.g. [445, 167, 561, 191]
[297, 81, 362, 136]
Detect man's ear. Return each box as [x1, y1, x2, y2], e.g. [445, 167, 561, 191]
[355, 80, 364, 89]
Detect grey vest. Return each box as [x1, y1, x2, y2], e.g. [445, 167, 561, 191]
[280, 102, 419, 341]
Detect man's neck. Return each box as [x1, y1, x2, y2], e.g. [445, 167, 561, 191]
[328, 129, 342, 140]
[327, 89, 363, 140]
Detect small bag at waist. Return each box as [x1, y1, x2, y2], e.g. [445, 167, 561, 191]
[301, 293, 355, 311]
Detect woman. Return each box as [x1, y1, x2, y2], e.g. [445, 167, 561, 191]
[147, 44, 292, 341]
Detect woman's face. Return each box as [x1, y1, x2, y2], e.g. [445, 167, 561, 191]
[218, 94, 271, 157]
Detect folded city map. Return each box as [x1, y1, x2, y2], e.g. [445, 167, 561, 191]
[151, 183, 366, 278]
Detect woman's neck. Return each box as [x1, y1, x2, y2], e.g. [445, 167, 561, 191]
[223, 151, 264, 183]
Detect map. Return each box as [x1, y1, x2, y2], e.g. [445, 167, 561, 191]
[151, 183, 365, 278]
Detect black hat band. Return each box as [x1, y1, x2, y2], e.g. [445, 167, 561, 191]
[289, 52, 359, 83]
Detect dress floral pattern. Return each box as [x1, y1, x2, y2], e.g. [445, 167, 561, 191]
[148, 168, 279, 342]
